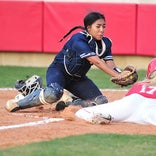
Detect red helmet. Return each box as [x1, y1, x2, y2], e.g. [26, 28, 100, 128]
[146, 58, 156, 79]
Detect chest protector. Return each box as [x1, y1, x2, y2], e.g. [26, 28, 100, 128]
[63, 32, 106, 77]
[63, 48, 85, 78]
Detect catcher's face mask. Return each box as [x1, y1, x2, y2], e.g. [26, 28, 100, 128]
[14, 75, 43, 96]
[147, 58, 156, 79]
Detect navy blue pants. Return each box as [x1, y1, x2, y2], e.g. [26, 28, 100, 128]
[46, 63, 102, 100]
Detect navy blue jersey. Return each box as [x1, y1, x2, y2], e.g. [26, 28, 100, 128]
[52, 31, 113, 77]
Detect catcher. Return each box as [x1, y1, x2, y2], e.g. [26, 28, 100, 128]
[5, 11, 137, 112]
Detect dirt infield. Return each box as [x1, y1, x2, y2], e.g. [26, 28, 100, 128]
[1, 89, 156, 148]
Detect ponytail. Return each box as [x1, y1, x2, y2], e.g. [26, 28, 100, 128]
[59, 26, 85, 42]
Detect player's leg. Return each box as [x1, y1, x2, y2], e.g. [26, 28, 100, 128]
[66, 76, 108, 107]
[75, 94, 141, 124]
[124, 97, 156, 125]
[141, 101, 156, 126]
[5, 83, 63, 112]
[6, 66, 65, 112]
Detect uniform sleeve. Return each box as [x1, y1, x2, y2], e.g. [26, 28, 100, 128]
[72, 37, 96, 59]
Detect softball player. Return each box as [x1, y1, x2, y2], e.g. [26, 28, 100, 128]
[75, 58, 156, 126]
[6, 11, 122, 112]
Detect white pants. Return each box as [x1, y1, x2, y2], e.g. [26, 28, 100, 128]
[75, 94, 156, 125]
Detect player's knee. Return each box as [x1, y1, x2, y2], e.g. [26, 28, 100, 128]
[94, 95, 108, 105]
[39, 83, 63, 104]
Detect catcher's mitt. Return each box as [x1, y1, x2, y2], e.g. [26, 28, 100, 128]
[110, 65, 138, 87]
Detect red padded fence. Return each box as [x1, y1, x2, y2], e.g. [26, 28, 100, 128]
[43, 2, 136, 54]
[0, 1, 43, 52]
[0, 1, 156, 56]
[137, 4, 156, 56]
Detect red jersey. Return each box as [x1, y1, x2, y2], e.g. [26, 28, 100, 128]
[126, 82, 156, 99]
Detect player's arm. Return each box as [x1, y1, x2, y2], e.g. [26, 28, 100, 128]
[86, 55, 119, 77]
[105, 60, 122, 73]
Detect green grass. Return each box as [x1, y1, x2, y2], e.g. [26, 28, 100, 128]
[1, 133, 156, 156]
[0, 66, 146, 89]
[0, 66, 47, 88]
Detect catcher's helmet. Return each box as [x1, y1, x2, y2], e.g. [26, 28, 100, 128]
[14, 75, 43, 96]
[146, 58, 156, 79]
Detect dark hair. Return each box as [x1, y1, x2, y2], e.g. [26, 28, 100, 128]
[59, 26, 85, 42]
[84, 12, 105, 30]
[59, 11, 105, 42]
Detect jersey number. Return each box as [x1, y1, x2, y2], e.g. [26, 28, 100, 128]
[140, 85, 156, 95]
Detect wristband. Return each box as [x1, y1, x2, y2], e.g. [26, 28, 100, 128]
[113, 67, 122, 73]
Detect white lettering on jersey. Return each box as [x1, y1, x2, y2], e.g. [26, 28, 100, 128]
[140, 85, 156, 95]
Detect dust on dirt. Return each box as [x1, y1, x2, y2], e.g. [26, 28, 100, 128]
[1, 89, 156, 148]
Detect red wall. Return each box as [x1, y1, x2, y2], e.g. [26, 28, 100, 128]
[43, 3, 136, 54]
[0, 1, 156, 56]
[0, 1, 43, 52]
[137, 4, 156, 56]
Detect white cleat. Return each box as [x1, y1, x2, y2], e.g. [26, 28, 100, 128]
[5, 99, 20, 112]
[91, 113, 112, 125]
